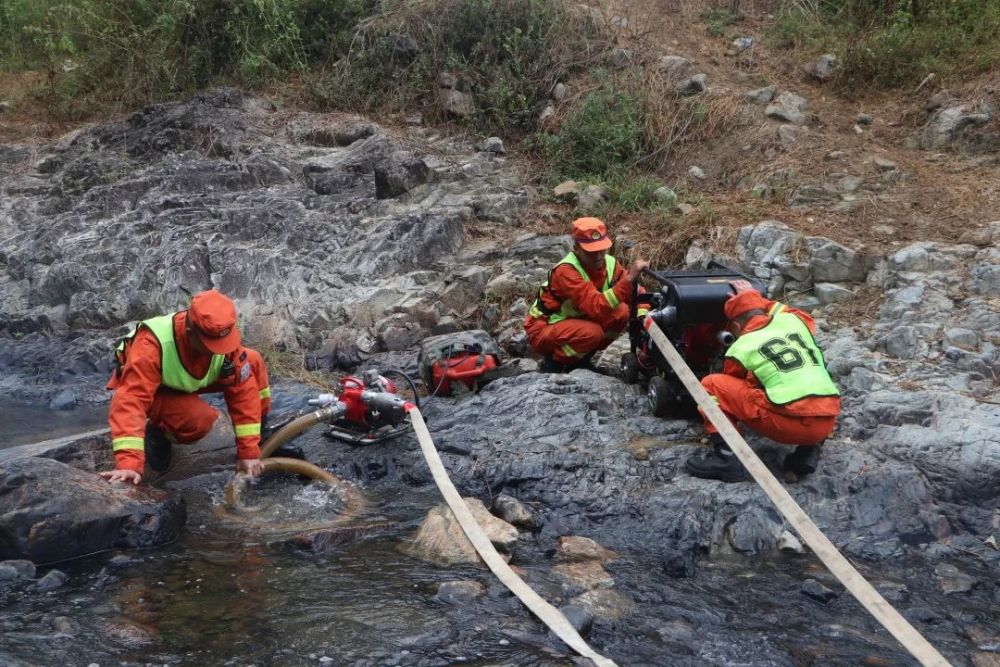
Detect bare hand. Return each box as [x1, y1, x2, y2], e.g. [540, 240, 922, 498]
[627, 259, 650, 282]
[729, 279, 755, 295]
[100, 469, 142, 485]
[236, 458, 264, 477]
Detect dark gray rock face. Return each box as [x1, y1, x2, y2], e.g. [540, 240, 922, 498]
[0, 457, 185, 563]
[0, 88, 529, 399]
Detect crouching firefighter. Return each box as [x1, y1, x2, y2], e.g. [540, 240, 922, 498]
[524, 217, 649, 373]
[686, 280, 841, 483]
[100, 290, 272, 485]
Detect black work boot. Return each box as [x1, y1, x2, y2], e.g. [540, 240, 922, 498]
[539, 355, 568, 374]
[261, 412, 272, 441]
[685, 435, 749, 483]
[784, 444, 820, 477]
[144, 423, 172, 472]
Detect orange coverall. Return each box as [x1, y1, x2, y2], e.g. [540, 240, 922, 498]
[107, 312, 271, 473]
[700, 299, 840, 446]
[524, 259, 634, 364]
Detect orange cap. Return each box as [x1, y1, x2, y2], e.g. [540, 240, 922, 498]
[571, 217, 612, 252]
[188, 290, 241, 354]
[724, 290, 770, 321]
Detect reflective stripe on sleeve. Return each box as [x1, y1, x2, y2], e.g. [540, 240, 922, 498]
[112, 436, 145, 451]
[602, 288, 620, 309]
[234, 423, 261, 437]
[258, 387, 271, 399]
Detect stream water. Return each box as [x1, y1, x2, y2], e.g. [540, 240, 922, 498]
[1, 409, 996, 666]
[0, 399, 107, 449]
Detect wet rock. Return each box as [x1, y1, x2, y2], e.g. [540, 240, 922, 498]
[876, 581, 910, 603]
[492, 494, 536, 529]
[744, 86, 777, 104]
[552, 560, 614, 592]
[569, 588, 635, 621]
[435, 580, 486, 604]
[0, 457, 185, 563]
[934, 563, 978, 594]
[35, 569, 68, 592]
[777, 530, 805, 554]
[404, 498, 518, 566]
[766, 91, 809, 125]
[801, 578, 837, 603]
[0, 559, 36, 582]
[48, 388, 77, 410]
[555, 536, 617, 563]
[661, 549, 696, 578]
[558, 604, 594, 637]
[972, 653, 1000, 667]
[657, 619, 695, 644]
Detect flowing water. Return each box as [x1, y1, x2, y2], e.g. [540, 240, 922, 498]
[1, 412, 996, 666]
[0, 399, 107, 449]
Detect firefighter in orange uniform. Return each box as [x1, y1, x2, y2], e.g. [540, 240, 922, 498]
[685, 280, 841, 482]
[524, 217, 648, 373]
[100, 290, 271, 485]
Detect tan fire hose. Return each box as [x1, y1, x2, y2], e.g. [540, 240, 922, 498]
[643, 318, 952, 667]
[407, 406, 619, 667]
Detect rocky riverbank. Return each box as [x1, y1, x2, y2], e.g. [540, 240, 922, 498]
[1, 89, 998, 666]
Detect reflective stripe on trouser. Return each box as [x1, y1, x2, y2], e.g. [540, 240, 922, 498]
[525, 305, 629, 364]
[698, 373, 835, 446]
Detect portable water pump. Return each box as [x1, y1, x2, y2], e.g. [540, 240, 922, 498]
[308, 369, 412, 445]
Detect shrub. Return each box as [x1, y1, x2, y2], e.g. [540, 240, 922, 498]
[537, 87, 647, 180]
[309, 0, 603, 133]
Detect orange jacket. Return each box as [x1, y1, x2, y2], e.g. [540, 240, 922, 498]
[527, 256, 635, 328]
[107, 312, 263, 472]
[723, 297, 841, 418]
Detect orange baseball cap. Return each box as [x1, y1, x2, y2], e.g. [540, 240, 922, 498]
[188, 290, 241, 354]
[571, 217, 613, 252]
[724, 290, 770, 321]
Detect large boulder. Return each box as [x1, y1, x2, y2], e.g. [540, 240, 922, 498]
[0, 457, 185, 563]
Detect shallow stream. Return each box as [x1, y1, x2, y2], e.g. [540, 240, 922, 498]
[1, 406, 996, 667]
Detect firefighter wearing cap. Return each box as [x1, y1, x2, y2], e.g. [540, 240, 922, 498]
[685, 280, 841, 483]
[99, 290, 272, 485]
[524, 217, 648, 373]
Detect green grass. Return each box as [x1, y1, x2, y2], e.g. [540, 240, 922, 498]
[767, 0, 1000, 92]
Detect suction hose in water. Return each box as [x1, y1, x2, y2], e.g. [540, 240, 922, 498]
[259, 404, 346, 459]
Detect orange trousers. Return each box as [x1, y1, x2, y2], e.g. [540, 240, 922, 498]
[148, 348, 270, 443]
[525, 305, 630, 364]
[700, 373, 835, 446]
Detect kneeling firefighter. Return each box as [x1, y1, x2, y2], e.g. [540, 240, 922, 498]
[686, 280, 841, 482]
[100, 290, 272, 485]
[524, 217, 648, 373]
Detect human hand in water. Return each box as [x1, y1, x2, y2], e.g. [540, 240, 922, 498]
[100, 469, 142, 485]
[236, 458, 263, 477]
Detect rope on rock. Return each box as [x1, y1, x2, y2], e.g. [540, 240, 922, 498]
[644, 318, 952, 667]
[407, 406, 620, 667]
